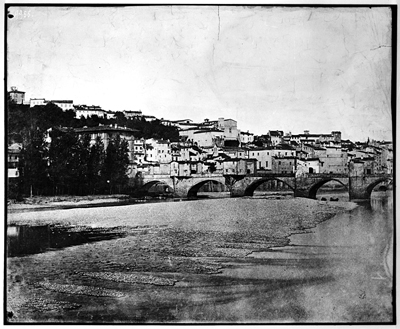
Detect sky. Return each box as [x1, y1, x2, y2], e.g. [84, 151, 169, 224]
[7, 5, 393, 141]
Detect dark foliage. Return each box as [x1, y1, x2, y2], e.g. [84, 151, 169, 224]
[7, 100, 178, 197]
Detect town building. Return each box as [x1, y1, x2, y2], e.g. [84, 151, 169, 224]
[223, 158, 257, 175]
[218, 118, 241, 147]
[8, 87, 25, 104]
[180, 128, 224, 148]
[268, 130, 284, 146]
[319, 146, 348, 174]
[143, 115, 157, 122]
[290, 130, 341, 145]
[8, 143, 22, 178]
[296, 158, 322, 175]
[249, 148, 273, 171]
[105, 111, 116, 120]
[50, 100, 74, 111]
[240, 131, 254, 145]
[75, 105, 105, 118]
[272, 156, 296, 174]
[30, 98, 46, 107]
[222, 147, 249, 159]
[74, 125, 139, 177]
[123, 110, 143, 119]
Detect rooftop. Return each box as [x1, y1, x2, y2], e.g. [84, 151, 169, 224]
[50, 100, 73, 103]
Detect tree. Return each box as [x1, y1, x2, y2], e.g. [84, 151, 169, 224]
[87, 136, 105, 194]
[47, 128, 82, 195]
[19, 129, 49, 196]
[102, 136, 129, 194]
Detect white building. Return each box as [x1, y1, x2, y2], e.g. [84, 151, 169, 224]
[105, 111, 116, 120]
[75, 105, 106, 118]
[145, 138, 172, 164]
[30, 98, 46, 107]
[240, 131, 254, 145]
[50, 100, 74, 111]
[249, 148, 273, 170]
[296, 158, 322, 175]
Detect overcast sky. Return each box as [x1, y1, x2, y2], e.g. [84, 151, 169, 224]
[7, 5, 393, 141]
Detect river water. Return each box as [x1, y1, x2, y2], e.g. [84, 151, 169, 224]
[7, 191, 393, 323]
[214, 191, 394, 322]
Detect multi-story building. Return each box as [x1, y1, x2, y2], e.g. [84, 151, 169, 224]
[240, 131, 254, 145]
[8, 87, 25, 104]
[143, 115, 157, 122]
[350, 157, 376, 175]
[75, 105, 105, 118]
[30, 98, 46, 107]
[123, 110, 143, 120]
[146, 139, 172, 164]
[268, 130, 284, 146]
[50, 100, 74, 111]
[223, 158, 257, 175]
[222, 147, 249, 159]
[272, 156, 296, 174]
[319, 146, 348, 174]
[248, 148, 273, 171]
[218, 118, 241, 147]
[271, 145, 296, 158]
[290, 130, 341, 146]
[105, 111, 116, 120]
[296, 158, 322, 175]
[180, 128, 224, 148]
[8, 143, 22, 178]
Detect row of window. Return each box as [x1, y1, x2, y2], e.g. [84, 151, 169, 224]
[251, 151, 295, 156]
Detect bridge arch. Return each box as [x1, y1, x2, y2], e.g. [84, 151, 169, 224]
[308, 178, 348, 199]
[244, 178, 295, 197]
[366, 177, 393, 196]
[187, 179, 227, 198]
[139, 180, 174, 195]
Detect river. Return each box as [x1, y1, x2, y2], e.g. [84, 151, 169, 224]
[6, 191, 393, 323]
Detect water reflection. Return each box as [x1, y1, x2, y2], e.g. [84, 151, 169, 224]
[7, 225, 127, 258]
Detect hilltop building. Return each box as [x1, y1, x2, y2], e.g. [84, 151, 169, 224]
[8, 87, 25, 104]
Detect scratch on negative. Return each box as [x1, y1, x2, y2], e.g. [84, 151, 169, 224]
[218, 6, 220, 41]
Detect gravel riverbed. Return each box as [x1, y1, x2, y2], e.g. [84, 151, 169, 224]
[7, 197, 359, 323]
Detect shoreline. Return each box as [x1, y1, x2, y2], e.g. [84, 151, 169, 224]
[7, 191, 357, 215]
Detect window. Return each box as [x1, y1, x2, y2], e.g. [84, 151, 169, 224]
[285, 152, 287, 155]
[266, 161, 268, 167]
[267, 152, 269, 155]
[279, 161, 281, 165]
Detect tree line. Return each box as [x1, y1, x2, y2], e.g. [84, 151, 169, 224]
[8, 101, 179, 145]
[16, 128, 129, 197]
[8, 100, 179, 198]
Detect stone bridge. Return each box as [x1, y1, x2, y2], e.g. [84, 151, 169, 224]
[138, 172, 392, 201]
[138, 174, 227, 198]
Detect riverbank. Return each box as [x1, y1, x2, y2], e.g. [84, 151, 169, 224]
[7, 197, 360, 323]
[7, 195, 132, 212]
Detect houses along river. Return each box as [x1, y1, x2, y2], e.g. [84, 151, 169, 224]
[6, 191, 393, 323]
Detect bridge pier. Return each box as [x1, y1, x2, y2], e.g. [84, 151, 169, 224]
[348, 175, 376, 201]
[293, 189, 314, 199]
